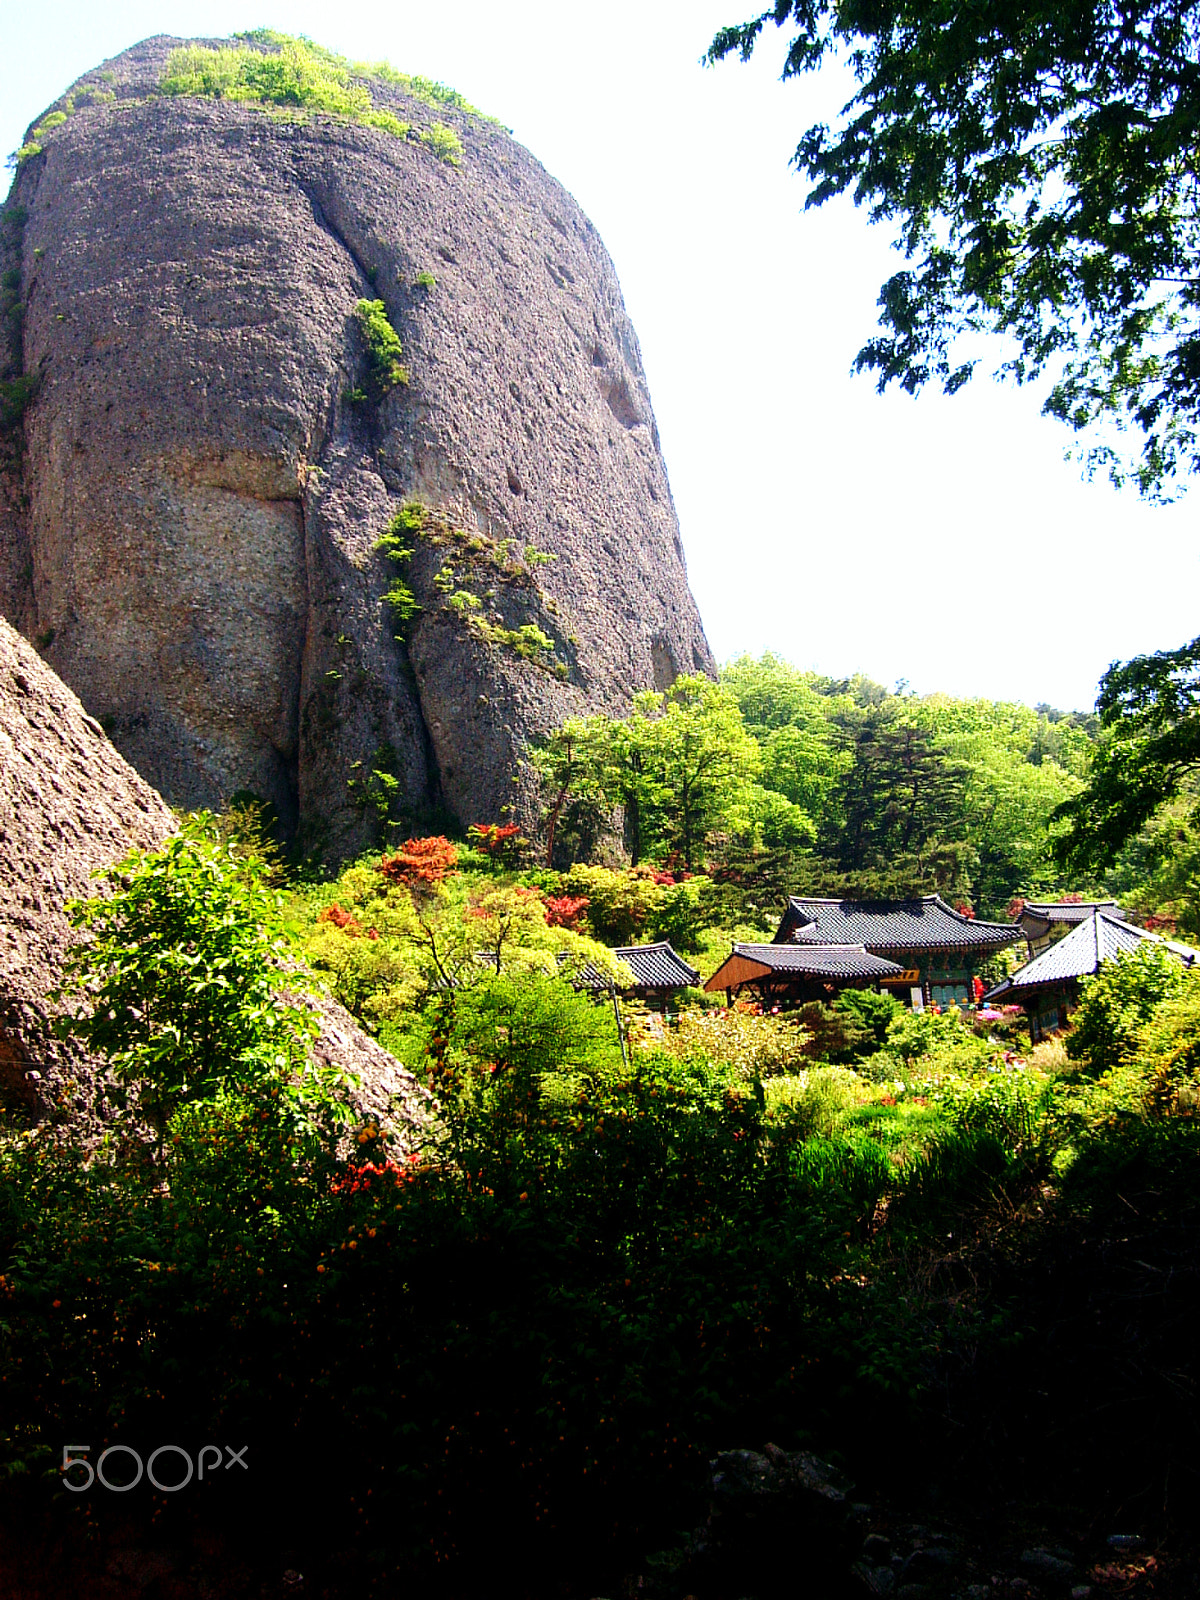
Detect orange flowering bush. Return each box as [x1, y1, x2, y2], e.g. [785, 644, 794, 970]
[377, 834, 459, 890]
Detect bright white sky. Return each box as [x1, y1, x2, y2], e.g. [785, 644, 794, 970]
[3, 0, 1196, 712]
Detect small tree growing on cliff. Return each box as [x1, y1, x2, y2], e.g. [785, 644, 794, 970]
[354, 298, 409, 397]
[55, 819, 337, 1148]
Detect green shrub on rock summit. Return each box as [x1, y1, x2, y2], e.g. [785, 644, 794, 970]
[160, 33, 473, 163]
[162, 39, 374, 115]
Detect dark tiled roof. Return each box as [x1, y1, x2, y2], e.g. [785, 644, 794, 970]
[722, 943, 905, 981]
[1017, 900, 1125, 934]
[777, 895, 1020, 953]
[576, 941, 700, 992]
[984, 912, 1198, 1001]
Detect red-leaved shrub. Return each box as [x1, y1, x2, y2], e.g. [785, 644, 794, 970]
[319, 903, 363, 937]
[467, 822, 526, 863]
[544, 894, 589, 931]
[378, 836, 458, 890]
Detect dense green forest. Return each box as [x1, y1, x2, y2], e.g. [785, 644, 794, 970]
[476, 653, 1190, 936]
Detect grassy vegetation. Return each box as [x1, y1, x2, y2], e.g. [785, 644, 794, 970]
[160, 33, 480, 163]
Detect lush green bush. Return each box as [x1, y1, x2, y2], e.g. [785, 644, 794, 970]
[0, 982, 873, 1577]
[1066, 944, 1189, 1074]
[765, 1066, 865, 1139]
[288, 850, 626, 1023]
[7, 938, 1200, 1581]
[881, 1003, 1000, 1077]
[1137, 969, 1200, 1112]
[162, 39, 375, 115]
[653, 1004, 811, 1081]
[791, 988, 904, 1066]
[53, 819, 335, 1145]
[832, 986, 905, 1051]
[419, 121, 463, 166]
[0, 373, 38, 429]
[562, 862, 716, 950]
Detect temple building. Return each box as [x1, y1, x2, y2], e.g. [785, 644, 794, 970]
[575, 942, 701, 1009]
[1014, 899, 1128, 956]
[772, 895, 1022, 1010]
[704, 942, 904, 1006]
[984, 910, 1198, 1042]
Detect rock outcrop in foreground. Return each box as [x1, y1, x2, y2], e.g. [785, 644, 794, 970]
[0, 616, 421, 1136]
[0, 34, 713, 855]
[0, 615, 173, 1115]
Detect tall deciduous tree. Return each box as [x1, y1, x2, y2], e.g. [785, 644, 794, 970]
[535, 676, 804, 869]
[914, 695, 1084, 913]
[722, 652, 849, 831]
[1056, 634, 1200, 869]
[637, 676, 768, 868]
[709, 0, 1200, 494]
[528, 718, 614, 868]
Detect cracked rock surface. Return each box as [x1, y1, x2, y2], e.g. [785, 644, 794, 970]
[0, 615, 422, 1141]
[0, 34, 713, 856]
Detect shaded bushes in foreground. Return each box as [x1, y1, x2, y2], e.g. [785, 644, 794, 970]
[2, 970, 1199, 1589]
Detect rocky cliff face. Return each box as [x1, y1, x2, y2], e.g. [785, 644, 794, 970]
[0, 615, 174, 1117]
[0, 615, 422, 1137]
[0, 34, 713, 855]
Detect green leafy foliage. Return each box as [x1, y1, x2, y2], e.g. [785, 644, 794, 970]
[373, 510, 421, 638]
[360, 64, 485, 115]
[161, 34, 476, 162]
[346, 744, 407, 840]
[1065, 943, 1189, 1074]
[7, 901, 1200, 1580]
[1136, 970, 1200, 1113]
[1056, 634, 1200, 877]
[52, 819, 336, 1144]
[418, 122, 464, 166]
[162, 39, 375, 114]
[709, 0, 1200, 496]
[1106, 799, 1200, 941]
[353, 297, 408, 395]
[531, 675, 799, 870]
[534, 654, 1092, 919]
[288, 848, 626, 1026]
[477, 618, 554, 658]
[0, 373, 37, 430]
[723, 652, 848, 831]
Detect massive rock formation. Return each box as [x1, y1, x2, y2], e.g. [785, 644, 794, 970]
[0, 615, 422, 1137]
[0, 34, 713, 855]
